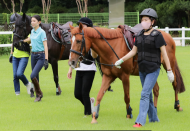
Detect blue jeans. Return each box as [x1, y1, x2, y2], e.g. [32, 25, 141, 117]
[30, 53, 45, 81]
[135, 68, 160, 126]
[13, 56, 29, 94]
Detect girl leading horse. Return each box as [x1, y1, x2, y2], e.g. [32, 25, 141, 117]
[13, 13, 72, 96]
[68, 22, 185, 123]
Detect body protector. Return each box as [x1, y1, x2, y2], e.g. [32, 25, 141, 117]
[136, 29, 161, 63]
[15, 41, 30, 54]
[81, 49, 95, 65]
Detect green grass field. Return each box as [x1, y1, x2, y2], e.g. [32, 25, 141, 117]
[0, 46, 189, 131]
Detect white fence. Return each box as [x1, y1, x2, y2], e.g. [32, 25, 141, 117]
[0, 31, 13, 47]
[154, 26, 190, 47]
[1, 27, 190, 47]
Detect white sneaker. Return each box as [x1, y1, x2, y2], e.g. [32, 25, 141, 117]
[26, 82, 32, 94]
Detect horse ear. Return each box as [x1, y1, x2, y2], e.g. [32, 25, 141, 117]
[79, 22, 83, 31]
[22, 13, 26, 22]
[69, 24, 74, 30]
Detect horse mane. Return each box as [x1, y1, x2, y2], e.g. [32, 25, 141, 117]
[71, 27, 123, 39]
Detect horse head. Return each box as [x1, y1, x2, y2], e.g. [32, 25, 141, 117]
[14, 13, 32, 45]
[68, 23, 91, 69]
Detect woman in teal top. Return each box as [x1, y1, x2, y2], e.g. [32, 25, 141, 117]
[9, 13, 32, 95]
[22, 15, 49, 102]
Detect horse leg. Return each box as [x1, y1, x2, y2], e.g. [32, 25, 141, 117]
[162, 59, 184, 111]
[153, 82, 159, 113]
[174, 83, 183, 111]
[91, 75, 115, 124]
[121, 74, 132, 119]
[50, 59, 62, 95]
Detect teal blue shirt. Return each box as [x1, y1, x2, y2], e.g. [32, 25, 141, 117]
[30, 27, 47, 52]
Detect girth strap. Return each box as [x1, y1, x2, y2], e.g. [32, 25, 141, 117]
[59, 44, 65, 60]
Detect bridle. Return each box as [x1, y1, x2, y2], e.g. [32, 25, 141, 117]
[70, 28, 120, 67]
[70, 30, 87, 60]
[14, 19, 29, 40]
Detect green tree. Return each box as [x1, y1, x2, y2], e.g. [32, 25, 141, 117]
[135, 0, 159, 13]
[178, 0, 190, 27]
[156, 0, 188, 28]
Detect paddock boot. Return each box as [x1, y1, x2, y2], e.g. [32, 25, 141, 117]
[32, 77, 43, 102]
[56, 86, 62, 95]
[108, 86, 113, 92]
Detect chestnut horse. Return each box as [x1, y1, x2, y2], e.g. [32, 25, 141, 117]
[68, 23, 185, 124]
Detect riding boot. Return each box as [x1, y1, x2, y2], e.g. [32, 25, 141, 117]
[32, 77, 43, 102]
[108, 86, 113, 92]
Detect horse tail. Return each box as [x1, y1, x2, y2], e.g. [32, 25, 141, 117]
[174, 60, 185, 93]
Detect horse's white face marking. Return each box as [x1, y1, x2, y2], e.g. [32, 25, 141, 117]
[69, 35, 75, 59]
[72, 35, 75, 43]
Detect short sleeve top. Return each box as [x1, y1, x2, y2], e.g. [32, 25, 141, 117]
[30, 27, 47, 52]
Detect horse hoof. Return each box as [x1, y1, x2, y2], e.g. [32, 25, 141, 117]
[126, 114, 133, 119]
[56, 92, 61, 95]
[34, 96, 42, 102]
[177, 107, 183, 112]
[91, 119, 98, 124]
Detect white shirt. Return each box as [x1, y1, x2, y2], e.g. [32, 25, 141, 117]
[74, 49, 97, 71]
[75, 62, 97, 71]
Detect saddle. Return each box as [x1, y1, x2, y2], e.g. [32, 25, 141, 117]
[55, 22, 72, 30]
[118, 24, 143, 49]
[50, 21, 73, 44]
[50, 21, 73, 60]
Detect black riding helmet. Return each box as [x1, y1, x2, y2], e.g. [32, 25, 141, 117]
[77, 17, 93, 27]
[140, 8, 158, 20]
[10, 13, 21, 24]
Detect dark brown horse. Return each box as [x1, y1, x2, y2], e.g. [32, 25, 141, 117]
[68, 23, 185, 124]
[13, 13, 72, 95]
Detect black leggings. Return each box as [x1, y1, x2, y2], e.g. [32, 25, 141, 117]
[74, 70, 95, 115]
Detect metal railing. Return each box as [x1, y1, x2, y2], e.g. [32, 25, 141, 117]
[1, 12, 139, 26]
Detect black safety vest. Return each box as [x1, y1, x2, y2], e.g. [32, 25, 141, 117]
[136, 29, 161, 64]
[15, 42, 31, 54]
[81, 50, 95, 65]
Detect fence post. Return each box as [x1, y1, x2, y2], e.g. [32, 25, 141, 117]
[182, 27, 185, 47]
[137, 11, 139, 24]
[57, 14, 59, 23]
[7, 14, 9, 24]
[165, 27, 169, 34]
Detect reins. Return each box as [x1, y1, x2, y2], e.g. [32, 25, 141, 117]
[70, 28, 121, 68]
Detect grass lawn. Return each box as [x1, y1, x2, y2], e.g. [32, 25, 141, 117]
[0, 46, 189, 131]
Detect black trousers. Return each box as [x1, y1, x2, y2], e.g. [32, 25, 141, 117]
[74, 70, 95, 115]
